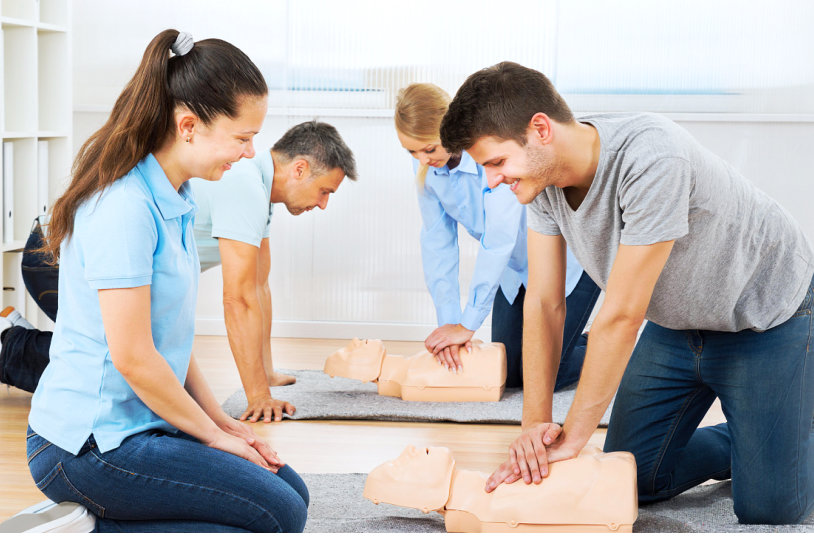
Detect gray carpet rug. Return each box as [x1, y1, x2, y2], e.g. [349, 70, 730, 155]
[301, 473, 814, 533]
[222, 369, 614, 425]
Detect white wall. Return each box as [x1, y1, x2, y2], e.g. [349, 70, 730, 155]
[72, 1, 814, 341]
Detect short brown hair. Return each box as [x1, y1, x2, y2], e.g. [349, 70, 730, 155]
[440, 62, 573, 154]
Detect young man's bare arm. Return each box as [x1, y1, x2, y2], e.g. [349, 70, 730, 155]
[488, 239, 674, 491]
[485, 229, 567, 491]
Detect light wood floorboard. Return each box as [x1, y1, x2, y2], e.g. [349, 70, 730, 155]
[0, 335, 725, 521]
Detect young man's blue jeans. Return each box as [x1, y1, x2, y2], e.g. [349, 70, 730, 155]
[604, 274, 814, 524]
[493, 271, 601, 388]
[27, 426, 309, 532]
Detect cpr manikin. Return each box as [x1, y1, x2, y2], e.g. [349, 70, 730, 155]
[364, 445, 638, 533]
[323, 338, 507, 402]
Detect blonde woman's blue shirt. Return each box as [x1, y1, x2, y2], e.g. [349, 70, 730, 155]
[29, 154, 200, 455]
[190, 150, 274, 271]
[417, 151, 583, 331]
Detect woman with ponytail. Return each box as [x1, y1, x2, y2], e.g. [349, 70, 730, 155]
[394, 83, 600, 392]
[25, 30, 309, 532]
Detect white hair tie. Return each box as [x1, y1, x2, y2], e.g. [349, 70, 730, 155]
[171, 32, 194, 56]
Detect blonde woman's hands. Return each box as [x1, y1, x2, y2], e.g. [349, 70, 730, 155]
[424, 324, 474, 372]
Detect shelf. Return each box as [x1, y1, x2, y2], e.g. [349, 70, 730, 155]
[38, 0, 68, 27]
[1, 15, 34, 27]
[2, 138, 37, 242]
[3, 25, 37, 132]
[1, 0, 35, 20]
[2, 131, 36, 139]
[38, 30, 70, 132]
[1, 0, 69, 322]
[3, 251, 27, 314]
[40, 136, 69, 213]
[36, 131, 68, 138]
[1, 239, 25, 252]
[36, 22, 67, 33]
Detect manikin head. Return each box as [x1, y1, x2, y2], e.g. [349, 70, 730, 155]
[440, 61, 576, 205]
[394, 83, 455, 186]
[364, 445, 455, 512]
[270, 121, 358, 215]
[323, 338, 386, 382]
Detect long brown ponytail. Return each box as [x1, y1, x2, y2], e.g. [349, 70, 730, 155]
[44, 29, 267, 262]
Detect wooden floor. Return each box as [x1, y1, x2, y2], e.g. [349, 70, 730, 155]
[0, 335, 725, 522]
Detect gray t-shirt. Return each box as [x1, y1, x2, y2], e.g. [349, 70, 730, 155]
[528, 112, 814, 331]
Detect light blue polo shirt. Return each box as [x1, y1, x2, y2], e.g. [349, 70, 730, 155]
[190, 150, 274, 271]
[29, 154, 199, 455]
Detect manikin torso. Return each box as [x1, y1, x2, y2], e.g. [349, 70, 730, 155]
[364, 445, 638, 533]
[323, 339, 507, 402]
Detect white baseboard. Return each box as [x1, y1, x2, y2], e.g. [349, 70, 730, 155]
[195, 317, 492, 343]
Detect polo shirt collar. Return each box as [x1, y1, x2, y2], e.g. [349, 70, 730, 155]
[257, 149, 275, 197]
[431, 150, 478, 177]
[136, 154, 196, 220]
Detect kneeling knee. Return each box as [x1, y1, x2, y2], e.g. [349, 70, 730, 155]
[735, 503, 805, 525]
[278, 498, 308, 533]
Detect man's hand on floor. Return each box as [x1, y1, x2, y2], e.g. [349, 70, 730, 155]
[240, 394, 296, 423]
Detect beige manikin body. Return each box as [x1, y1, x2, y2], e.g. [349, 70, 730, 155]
[364, 445, 638, 533]
[323, 338, 507, 401]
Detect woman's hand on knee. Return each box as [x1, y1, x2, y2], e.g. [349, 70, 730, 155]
[217, 418, 285, 470]
[207, 430, 281, 471]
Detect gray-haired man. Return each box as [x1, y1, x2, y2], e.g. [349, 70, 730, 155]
[190, 120, 357, 424]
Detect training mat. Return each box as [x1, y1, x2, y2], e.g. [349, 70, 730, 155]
[301, 473, 814, 533]
[222, 368, 613, 425]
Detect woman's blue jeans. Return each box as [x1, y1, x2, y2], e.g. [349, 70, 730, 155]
[493, 271, 601, 388]
[27, 426, 309, 532]
[604, 274, 814, 525]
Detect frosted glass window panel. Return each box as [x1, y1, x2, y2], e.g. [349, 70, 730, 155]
[73, 0, 287, 108]
[283, 0, 557, 109]
[556, 0, 814, 113]
[268, 116, 433, 325]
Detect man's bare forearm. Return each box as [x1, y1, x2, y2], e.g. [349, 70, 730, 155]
[561, 312, 640, 445]
[259, 281, 273, 374]
[521, 298, 565, 427]
[223, 291, 268, 399]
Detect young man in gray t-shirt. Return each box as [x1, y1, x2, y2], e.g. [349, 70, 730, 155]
[441, 61, 814, 524]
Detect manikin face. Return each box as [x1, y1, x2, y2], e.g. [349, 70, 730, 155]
[468, 134, 561, 205]
[187, 95, 268, 182]
[396, 131, 452, 168]
[282, 165, 346, 215]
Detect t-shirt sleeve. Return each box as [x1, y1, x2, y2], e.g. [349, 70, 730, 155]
[619, 156, 691, 245]
[209, 167, 269, 248]
[80, 188, 157, 290]
[526, 195, 561, 236]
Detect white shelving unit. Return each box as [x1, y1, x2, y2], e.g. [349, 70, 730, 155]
[1, 0, 70, 327]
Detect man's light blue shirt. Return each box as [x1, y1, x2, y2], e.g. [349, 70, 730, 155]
[29, 154, 200, 455]
[417, 151, 582, 331]
[190, 150, 275, 271]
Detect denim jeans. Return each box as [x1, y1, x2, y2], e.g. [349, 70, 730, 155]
[27, 426, 309, 532]
[492, 271, 601, 388]
[21, 218, 58, 321]
[0, 326, 52, 392]
[604, 274, 814, 524]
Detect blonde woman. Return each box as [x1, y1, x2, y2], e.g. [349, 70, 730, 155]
[394, 83, 600, 389]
